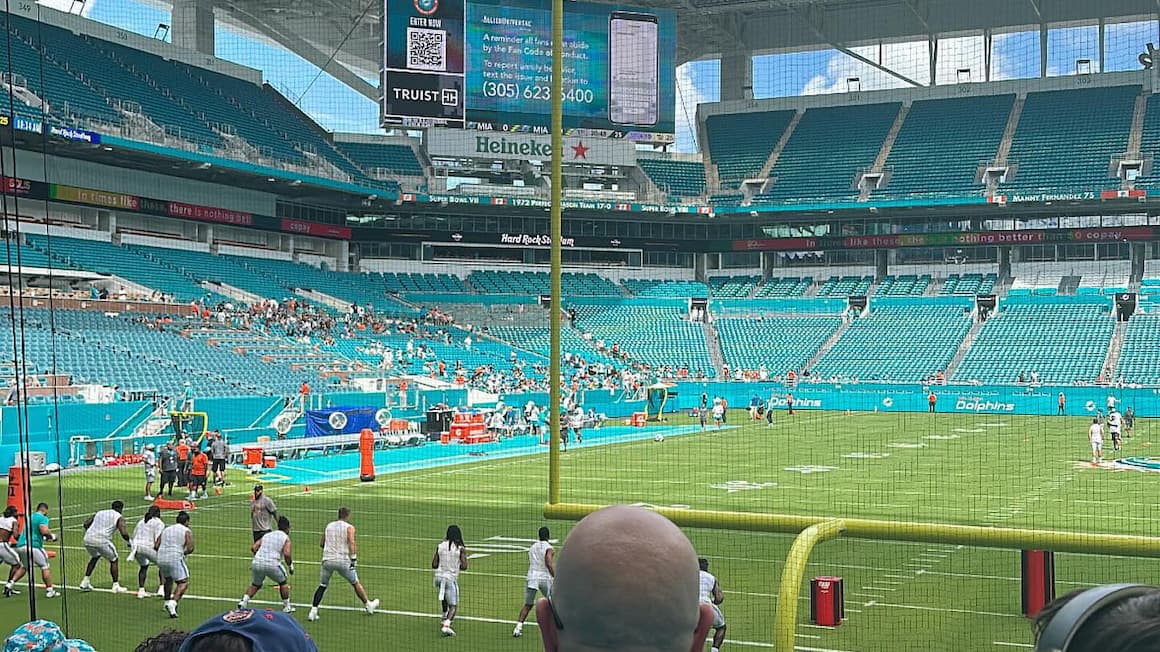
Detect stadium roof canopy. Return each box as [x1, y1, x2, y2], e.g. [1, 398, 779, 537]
[203, 0, 1160, 99]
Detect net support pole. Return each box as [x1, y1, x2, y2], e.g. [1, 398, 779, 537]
[547, 0, 563, 505]
[773, 519, 846, 650]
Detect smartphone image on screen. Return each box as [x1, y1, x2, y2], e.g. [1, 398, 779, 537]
[609, 11, 659, 126]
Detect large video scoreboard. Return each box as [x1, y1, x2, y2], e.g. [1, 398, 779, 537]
[382, 0, 676, 143]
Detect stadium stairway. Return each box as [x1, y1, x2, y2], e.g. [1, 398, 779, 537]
[703, 320, 727, 378]
[1101, 320, 1128, 380]
[801, 315, 853, 373]
[943, 311, 984, 378]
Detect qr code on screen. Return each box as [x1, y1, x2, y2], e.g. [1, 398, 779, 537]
[407, 27, 447, 72]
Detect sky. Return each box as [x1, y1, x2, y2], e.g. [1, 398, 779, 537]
[32, 0, 1160, 153]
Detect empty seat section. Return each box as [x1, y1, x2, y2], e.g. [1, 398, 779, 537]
[573, 305, 712, 374]
[1116, 313, 1160, 384]
[1001, 86, 1138, 193]
[878, 95, 1013, 198]
[754, 103, 900, 204]
[338, 141, 425, 176]
[812, 305, 971, 381]
[705, 111, 795, 188]
[717, 316, 841, 374]
[622, 279, 709, 298]
[755, 276, 812, 297]
[815, 276, 872, 297]
[709, 276, 758, 298]
[638, 159, 707, 198]
[953, 303, 1113, 384]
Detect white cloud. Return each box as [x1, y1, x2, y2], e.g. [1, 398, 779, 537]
[796, 34, 1040, 95]
[37, 0, 94, 17]
[674, 60, 715, 153]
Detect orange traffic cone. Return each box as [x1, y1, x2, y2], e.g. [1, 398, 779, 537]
[303, 485, 310, 494]
[214, 486, 222, 495]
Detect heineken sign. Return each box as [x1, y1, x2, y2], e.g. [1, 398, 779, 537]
[425, 129, 636, 166]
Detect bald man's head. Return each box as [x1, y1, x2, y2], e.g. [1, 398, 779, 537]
[538, 505, 714, 652]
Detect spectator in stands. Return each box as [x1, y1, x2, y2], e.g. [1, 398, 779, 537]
[535, 506, 714, 652]
[1032, 584, 1160, 651]
[176, 608, 317, 652]
[4, 620, 93, 651]
[298, 382, 310, 412]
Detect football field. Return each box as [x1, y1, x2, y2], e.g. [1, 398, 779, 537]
[3, 409, 1160, 651]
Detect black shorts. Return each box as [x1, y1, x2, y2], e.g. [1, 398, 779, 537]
[252, 530, 270, 542]
[191, 474, 207, 488]
[212, 459, 226, 473]
[161, 470, 177, 485]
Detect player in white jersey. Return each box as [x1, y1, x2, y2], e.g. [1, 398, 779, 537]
[699, 558, 727, 652]
[238, 516, 295, 613]
[1108, 409, 1123, 451]
[512, 526, 555, 638]
[0, 506, 21, 597]
[308, 507, 379, 622]
[129, 505, 165, 599]
[155, 510, 194, 618]
[432, 524, 468, 637]
[79, 500, 131, 593]
[1089, 418, 1104, 465]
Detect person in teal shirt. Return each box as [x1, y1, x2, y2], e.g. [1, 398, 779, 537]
[7, 502, 58, 598]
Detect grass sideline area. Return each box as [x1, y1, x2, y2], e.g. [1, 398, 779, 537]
[2, 409, 1159, 651]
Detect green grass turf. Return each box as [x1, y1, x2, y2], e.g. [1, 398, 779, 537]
[3, 409, 1160, 651]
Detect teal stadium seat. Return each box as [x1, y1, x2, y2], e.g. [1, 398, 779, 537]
[705, 111, 796, 188]
[337, 142, 425, 177]
[753, 103, 900, 204]
[638, 159, 707, 198]
[1001, 86, 1138, 194]
[877, 95, 1014, 198]
[940, 273, 997, 296]
[953, 303, 1113, 384]
[812, 305, 971, 381]
[573, 305, 712, 374]
[1116, 313, 1160, 384]
[755, 276, 812, 297]
[716, 316, 842, 374]
[816, 276, 872, 297]
[622, 279, 710, 298]
[708, 276, 758, 298]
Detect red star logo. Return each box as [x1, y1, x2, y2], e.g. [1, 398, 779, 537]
[570, 140, 589, 159]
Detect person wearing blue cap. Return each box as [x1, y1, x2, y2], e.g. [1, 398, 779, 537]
[3, 620, 94, 652]
[177, 608, 318, 652]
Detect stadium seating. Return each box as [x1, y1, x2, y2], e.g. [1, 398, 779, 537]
[27, 23, 223, 147]
[1001, 86, 1139, 193]
[380, 273, 467, 294]
[337, 141, 425, 177]
[816, 276, 872, 297]
[755, 276, 812, 297]
[716, 316, 842, 374]
[953, 303, 1113, 384]
[621, 279, 710, 298]
[705, 110, 796, 187]
[1116, 313, 1160, 384]
[573, 305, 712, 374]
[0, 16, 121, 126]
[878, 95, 1014, 198]
[465, 271, 622, 296]
[940, 273, 997, 296]
[708, 275, 758, 298]
[874, 274, 931, 296]
[26, 235, 213, 302]
[129, 247, 293, 301]
[812, 305, 972, 381]
[753, 103, 900, 204]
[637, 158, 707, 198]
